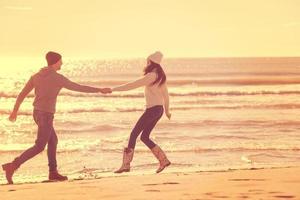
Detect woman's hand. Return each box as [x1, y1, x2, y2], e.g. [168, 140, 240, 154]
[9, 111, 18, 122]
[165, 111, 171, 120]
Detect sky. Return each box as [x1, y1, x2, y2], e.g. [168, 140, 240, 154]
[0, 0, 299, 58]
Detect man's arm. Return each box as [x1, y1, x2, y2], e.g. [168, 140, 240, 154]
[9, 77, 34, 121]
[61, 76, 103, 93]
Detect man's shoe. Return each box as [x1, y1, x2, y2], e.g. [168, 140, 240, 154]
[49, 171, 68, 181]
[2, 162, 18, 184]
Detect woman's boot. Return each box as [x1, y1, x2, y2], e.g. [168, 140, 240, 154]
[151, 145, 171, 173]
[114, 148, 134, 173]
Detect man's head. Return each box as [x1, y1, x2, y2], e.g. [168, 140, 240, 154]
[46, 51, 62, 71]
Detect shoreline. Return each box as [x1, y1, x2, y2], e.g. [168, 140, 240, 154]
[1, 165, 298, 186]
[1, 166, 300, 199]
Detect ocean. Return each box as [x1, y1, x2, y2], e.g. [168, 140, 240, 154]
[1, 57, 300, 184]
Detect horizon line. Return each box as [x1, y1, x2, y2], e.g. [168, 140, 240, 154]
[1, 56, 300, 60]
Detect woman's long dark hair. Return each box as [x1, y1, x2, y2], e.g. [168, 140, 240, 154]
[144, 60, 166, 86]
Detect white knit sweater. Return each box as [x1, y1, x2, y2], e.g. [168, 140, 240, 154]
[112, 72, 169, 108]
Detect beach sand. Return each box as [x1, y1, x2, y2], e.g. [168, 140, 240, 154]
[1, 167, 300, 200]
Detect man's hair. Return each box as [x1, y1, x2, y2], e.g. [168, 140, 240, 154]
[46, 51, 62, 66]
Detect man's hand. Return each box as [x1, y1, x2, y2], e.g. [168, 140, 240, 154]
[165, 112, 171, 120]
[100, 88, 112, 94]
[9, 111, 18, 122]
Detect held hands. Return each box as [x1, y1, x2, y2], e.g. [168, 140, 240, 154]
[9, 111, 18, 122]
[100, 88, 112, 94]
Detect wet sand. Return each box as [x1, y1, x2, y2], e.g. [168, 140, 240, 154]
[1, 167, 300, 199]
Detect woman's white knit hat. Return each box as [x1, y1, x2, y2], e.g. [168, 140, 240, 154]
[147, 51, 163, 64]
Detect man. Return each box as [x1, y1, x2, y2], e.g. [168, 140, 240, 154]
[2, 51, 111, 184]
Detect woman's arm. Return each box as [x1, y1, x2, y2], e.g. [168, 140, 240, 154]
[161, 83, 171, 119]
[112, 73, 156, 92]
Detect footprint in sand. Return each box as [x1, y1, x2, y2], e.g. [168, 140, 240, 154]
[246, 189, 265, 195]
[212, 195, 229, 198]
[204, 192, 216, 196]
[204, 192, 229, 198]
[145, 189, 160, 192]
[269, 191, 283, 194]
[162, 182, 179, 185]
[143, 182, 179, 186]
[142, 183, 159, 186]
[229, 179, 266, 181]
[238, 195, 249, 199]
[248, 189, 264, 192]
[273, 195, 295, 199]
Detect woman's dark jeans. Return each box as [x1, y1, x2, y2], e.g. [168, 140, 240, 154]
[128, 105, 164, 149]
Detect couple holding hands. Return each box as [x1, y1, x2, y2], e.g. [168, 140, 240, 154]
[2, 51, 171, 184]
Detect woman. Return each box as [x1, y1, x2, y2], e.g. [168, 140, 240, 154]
[112, 51, 171, 173]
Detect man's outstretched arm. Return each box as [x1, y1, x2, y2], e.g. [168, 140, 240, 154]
[61, 76, 109, 93]
[9, 77, 34, 121]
